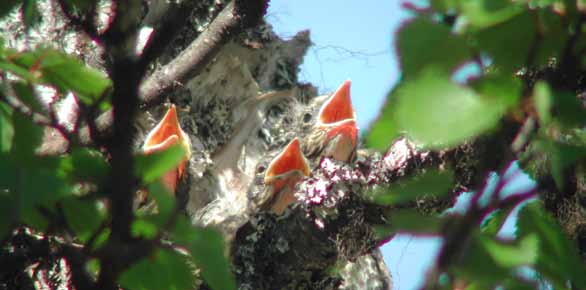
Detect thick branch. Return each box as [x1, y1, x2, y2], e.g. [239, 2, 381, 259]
[78, 0, 269, 145]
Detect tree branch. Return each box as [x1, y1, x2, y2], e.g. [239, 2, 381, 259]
[77, 0, 269, 145]
[420, 164, 537, 289]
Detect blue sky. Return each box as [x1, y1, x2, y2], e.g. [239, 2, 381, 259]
[266, 0, 408, 129]
[266, 1, 431, 288]
[267, 2, 537, 289]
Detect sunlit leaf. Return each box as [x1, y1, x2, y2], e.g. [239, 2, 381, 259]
[459, 0, 524, 29]
[135, 144, 185, 183]
[480, 234, 539, 268]
[7, 49, 111, 103]
[469, 73, 521, 108]
[397, 18, 471, 78]
[533, 81, 552, 125]
[37, 50, 111, 103]
[395, 69, 505, 148]
[131, 219, 158, 239]
[60, 148, 109, 182]
[480, 209, 509, 235]
[472, 12, 535, 71]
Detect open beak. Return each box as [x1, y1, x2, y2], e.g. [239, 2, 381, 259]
[143, 105, 192, 193]
[264, 138, 311, 214]
[317, 80, 359, 161]
[318, 80, 356, 124]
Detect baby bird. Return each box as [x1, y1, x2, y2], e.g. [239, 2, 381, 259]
[142, 105, 192, 194]
[260, 138, 311, 214]
[304, 80, 358, 163]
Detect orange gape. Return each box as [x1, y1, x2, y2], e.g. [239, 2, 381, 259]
[317, 80, 359, 162]
[318, 80, 355, 124]
[264, 138, 311, 214]
[143, 105, 192, 194]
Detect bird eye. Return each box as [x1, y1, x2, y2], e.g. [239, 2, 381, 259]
[257, 165, 266, 173]
[303, 113, 312, 123]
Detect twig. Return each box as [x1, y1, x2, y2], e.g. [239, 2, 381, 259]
[92, 0, 144, 289]
[420, 164, 537, 289]
[136, 1, 224, 72]
[139, 1, 257, 106]
[0, 88, 73, 143]
[56, 0, 100, 41]
[77, 0, 269, 145]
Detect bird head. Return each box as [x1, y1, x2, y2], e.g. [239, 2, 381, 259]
[316, 80, 358, 161]
[263, 138, 310, 214]
[143, 105, 192, 193]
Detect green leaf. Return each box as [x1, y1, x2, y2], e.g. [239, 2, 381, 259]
[480, 209, 508, 235]
[517, 202, 586, 288]
[37, 50, 111, 104]
[365, 91, 400, 151]
[459, 0, 524, 30]
[480, 234, 539, 268]
[6, 49, 111, 102]
[552, 90, 586, 128]
[469, 73, 521, 108]
[143, 182, 174, 220]
[62, 198, 105, 242]
[534, 9, 566, 65]
[0, 60, 36, 83]
[135, 143, 186, 183]
[537, 140, 586, 190]
[455, 233, 510, 287]
[533, 81, 552, 125]
[119, 248, 195, 290]
[60, 148, 109, 182]
[395, 69, 506, 148]
[172, 217, 236, 290]
[472, 12, 536, 71]
[397, 18, 471, 78]
[11, 82, 43, 112]
[85, 259, 100, 278]
[131, 219, 158, 239]
[0, 153, 17, 190]
[20, 168, 70, 213]
[11, 112, 43, 162]
[430, 0, 458, 12]
[0, 102, 14, 152]
[21, 206, 48, 230]
[378, 210, 443, 235]
[372, 169, 453, 205]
